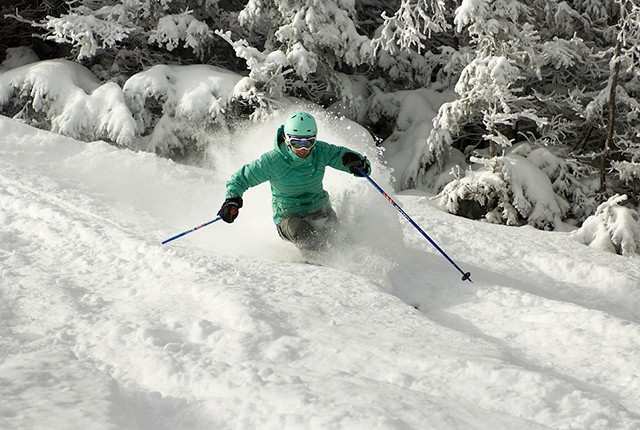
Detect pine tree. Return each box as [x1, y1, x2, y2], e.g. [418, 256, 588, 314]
[221, 0, 373, 105]
[574, 194, 640, 255]
[23, 0, 237, 80]
[431, 0, 548, 158]
[597, 0, 640, 197]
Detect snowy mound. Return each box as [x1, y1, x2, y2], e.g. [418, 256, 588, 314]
[0, 60, 253, 156]
[574, 194, 640, 256]
[0, 59, 136, 145]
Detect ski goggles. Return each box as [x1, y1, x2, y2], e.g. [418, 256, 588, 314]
[285, 134, 317, 149]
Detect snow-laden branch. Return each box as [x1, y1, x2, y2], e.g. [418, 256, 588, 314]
[574, 194, 640, 256]
[0, 60, 136, 145]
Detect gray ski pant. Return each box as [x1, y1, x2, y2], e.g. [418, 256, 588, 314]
[276, 208, 338, 252]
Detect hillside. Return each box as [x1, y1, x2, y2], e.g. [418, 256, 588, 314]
[1, 115, 639, 429]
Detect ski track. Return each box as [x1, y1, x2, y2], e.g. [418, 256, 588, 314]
[395, 196, 640, 421]
[2, 118, 640, 429]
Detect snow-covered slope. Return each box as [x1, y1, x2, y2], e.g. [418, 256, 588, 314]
[1, 115, 639, 430]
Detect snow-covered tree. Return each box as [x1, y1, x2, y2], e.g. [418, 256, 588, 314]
[524, 146, 599, 223]
[364, 1, 466, 189]
[0, 59, 258, 158]
[437, 150, 571, 230]
[573, 194, 640, 255]
[374, 0, 640, 230]
[389, 0, 569, 200]
[361, 86, 457, 190]
[370, 0, 464, 89]
[123, 63, 253, 158]
[373, 0, 450, 54]
[0, 60, 136, 145]
[221, 0, 373, 106]
[371, 0, 454, 86]
[424, 0, 549, 163]
[593, 0, 640, 194]
[22, 0, 237, 81]
[0, 0, 68, 61]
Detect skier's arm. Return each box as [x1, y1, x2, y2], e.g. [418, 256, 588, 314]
[322, 142, 371, 176]
[219, 154, 274, 223]
[225, 153, 273, 199]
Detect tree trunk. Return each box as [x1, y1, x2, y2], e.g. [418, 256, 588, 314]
[600, 40, 622, 194]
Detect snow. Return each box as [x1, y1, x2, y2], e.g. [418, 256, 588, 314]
[437, 153, 572, 230]
[149, 12, 213, 56]
[2, 113, 640, 430]
[0, 60, 136, 145]
[574, 194, 640, 256]
[368, 87, 455, 191]
[0, 59, 251, 156]
[0, 47, 39, 73]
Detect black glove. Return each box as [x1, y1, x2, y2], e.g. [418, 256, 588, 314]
[342, 152, 369, 177]
[217, 197, 243, 223]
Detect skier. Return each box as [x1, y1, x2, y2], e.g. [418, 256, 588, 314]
[217, 111, 370, 255]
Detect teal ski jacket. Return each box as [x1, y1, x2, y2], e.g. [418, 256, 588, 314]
[225, 125, 370, 225]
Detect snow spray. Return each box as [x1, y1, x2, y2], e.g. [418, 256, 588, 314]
[356, 167, 473, 283]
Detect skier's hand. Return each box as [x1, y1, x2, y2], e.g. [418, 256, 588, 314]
[342, 152, 370, 177]
[218, 197, 243, 223]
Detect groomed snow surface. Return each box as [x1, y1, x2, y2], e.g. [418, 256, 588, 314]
[1, 115, 639, 430]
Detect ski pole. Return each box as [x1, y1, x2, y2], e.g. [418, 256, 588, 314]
[357, 167, 472, 283]
[162, 216, 222, 245]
